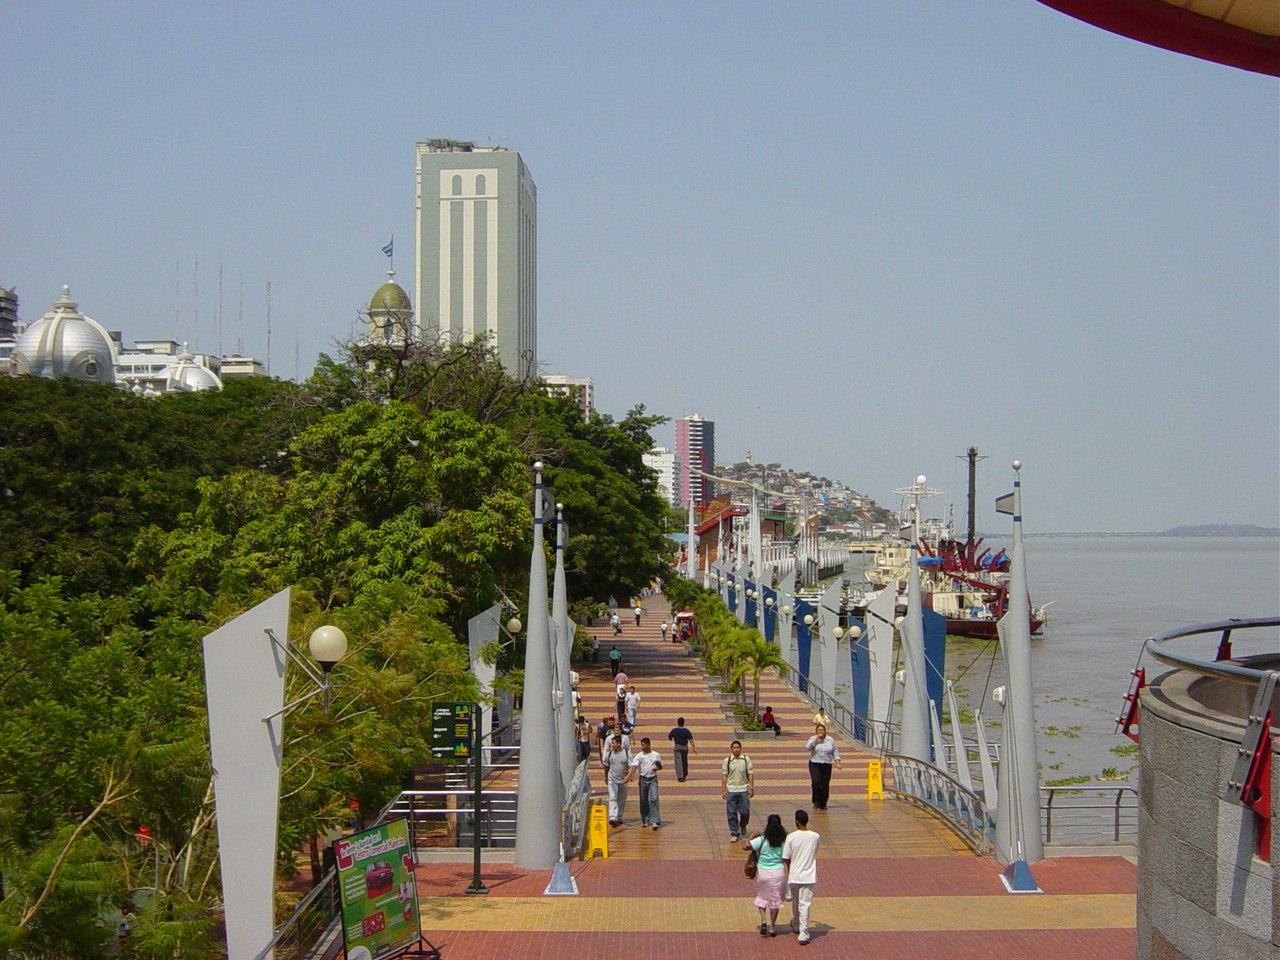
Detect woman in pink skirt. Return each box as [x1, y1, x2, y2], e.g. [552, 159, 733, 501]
[744, 813, 789, 936]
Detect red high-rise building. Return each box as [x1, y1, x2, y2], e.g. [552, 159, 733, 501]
[675, 414, 716, 509]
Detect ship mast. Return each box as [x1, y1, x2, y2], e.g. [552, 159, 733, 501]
[961, 446, 987, 550]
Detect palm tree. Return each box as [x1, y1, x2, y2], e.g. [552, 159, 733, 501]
[730, 632, 788, 714]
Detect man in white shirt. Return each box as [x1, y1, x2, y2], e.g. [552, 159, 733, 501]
[624, 685, 641, 727]
[782, 808, 821, 945]
[603, 734, 631, 826]
[625, 736, 663, 829]
[660, 620, 669, 641]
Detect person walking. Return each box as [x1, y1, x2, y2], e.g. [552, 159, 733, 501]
[624, 685, 641, 728]
[603, 733, 631, 826]
[633, 605, 643, 626]
[811, 708, 830, 732]
[783, 809, 821, 945]
[608, 644, 622, 677]
[805, 723, 842, 810]
[721, 740, 755, 841]
[660, 620, 669, 641]
[667, 717, 697, 782]
[611, 612, 622, 636]
[762, 706, 782, 737]
[615, 680, 629, 732]
[575, 715, 592, 762]
[626, 736, 663, 829]
[744, 813, 788, 937]
[597, 717, 628, 768]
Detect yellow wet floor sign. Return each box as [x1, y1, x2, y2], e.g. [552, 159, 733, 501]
[587, 802, 609, 858]
[866, 759, 884, 800]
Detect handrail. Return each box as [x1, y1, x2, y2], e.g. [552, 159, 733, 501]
[779, 662, 899, 752]
[559, 759, 593, 859]
[1041, 784, 1137, 844]
[1147, 617, 1279, 685]
[883, 752, 994, 855]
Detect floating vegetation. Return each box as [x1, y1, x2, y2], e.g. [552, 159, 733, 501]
[1043, 725, 1082, 739]
[1045, 774, 1091, 787]
[1099, 766, 1127, 781]
[1110, 743, 1139, 757]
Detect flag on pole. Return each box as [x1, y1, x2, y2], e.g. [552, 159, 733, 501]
[995, 490, 1018, 516]
[381, 237, 394, 258]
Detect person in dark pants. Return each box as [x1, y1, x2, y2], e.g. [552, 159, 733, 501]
[762, 706, 782, 737]
[667, 717, 697, 781]
[721, 740, 755, 841]
[805, 723, 841, 810]
[615, 680, 628, 732]
[609, 645, 622, 676]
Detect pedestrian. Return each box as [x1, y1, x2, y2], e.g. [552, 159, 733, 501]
[603, 734, 631, 826]
[660, 620, 669, 641]
[805, 723, 841, 810]
[721, 739, 755, 841]
[811, 708, 830, 732]
[633, 605, 642, 626]
[611, 613, 622, 636]
[626, 736, 663, 829]
[625, 685, 641, 728]
[576, 716, 592, 762]
[762, 705, 782, 737]
[783, 809, 820, 945]
[595, 717, 615, 766]
[743, 813, 788, 937]
[667, 717, 697, 782]
[615, 680, 628, 731]
[571, 687, 582, 719]
[608, 644, 622, 677]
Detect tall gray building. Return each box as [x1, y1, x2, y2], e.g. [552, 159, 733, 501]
[415, 140, 537, 379]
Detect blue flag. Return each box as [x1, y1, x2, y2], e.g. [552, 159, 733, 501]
[381, 237, 394, 258]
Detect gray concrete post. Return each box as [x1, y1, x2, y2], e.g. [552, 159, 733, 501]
[515, 463, 562, 868]
[995, 463, 1044, 864]
[551, 504, 578, 795]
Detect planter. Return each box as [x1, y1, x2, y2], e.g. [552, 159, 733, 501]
[733, 730, 776, 741]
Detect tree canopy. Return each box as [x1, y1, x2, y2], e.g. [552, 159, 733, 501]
[0, 337, 673, 956]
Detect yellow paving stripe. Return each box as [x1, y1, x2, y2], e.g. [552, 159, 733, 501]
[419, 894, 1135, 932]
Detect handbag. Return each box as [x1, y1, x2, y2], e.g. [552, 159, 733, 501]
[744, 847, 759, 879]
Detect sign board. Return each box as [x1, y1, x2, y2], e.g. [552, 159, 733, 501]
[430, 702, 473, 760]
[334, 818, 420, 959]
[586, 802, 609, 859]
[866, 759, 884, 800]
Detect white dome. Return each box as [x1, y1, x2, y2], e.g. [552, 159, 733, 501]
[9, 285, 116, 384]
[167, 346, 223, 392]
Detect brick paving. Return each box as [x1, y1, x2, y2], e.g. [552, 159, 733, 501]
[411, 594, 1136, 958]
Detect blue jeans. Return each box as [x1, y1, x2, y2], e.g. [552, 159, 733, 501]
[638, 776, 660, 826]
[726, 790, 750, 837]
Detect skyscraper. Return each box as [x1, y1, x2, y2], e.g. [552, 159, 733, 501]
[415, 139, 537, 379]
[675, 414, 716, 509]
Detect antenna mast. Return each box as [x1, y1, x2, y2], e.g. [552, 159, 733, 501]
[192, 257, 199, 351]
[265, 281, 272, 376]
[236, 277, 244, 356]
[217, 261, 224, 357]
[959, 446, 988, 548]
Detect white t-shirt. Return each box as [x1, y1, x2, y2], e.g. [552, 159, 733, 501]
[782, 828, 820, 885]
[602, 734, 630, 762]
[629, 749, 662, 778]
[625, 691, 641, 712]
[616, 683, 627, 699]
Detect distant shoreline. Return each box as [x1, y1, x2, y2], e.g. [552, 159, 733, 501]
[978, 528, 1280, 539]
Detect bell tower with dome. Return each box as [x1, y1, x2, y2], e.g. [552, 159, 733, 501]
[367, 270, 414, 345]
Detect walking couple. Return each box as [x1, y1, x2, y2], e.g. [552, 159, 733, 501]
[744, 810, 821, 944]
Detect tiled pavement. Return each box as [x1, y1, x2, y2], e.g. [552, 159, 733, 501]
[415, 594, 1136, 958]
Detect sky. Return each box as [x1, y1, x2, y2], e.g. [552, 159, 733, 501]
[2, 2, 1277, 532]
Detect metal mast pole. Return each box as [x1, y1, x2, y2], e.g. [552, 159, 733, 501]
[967, 446, 978, 549]
[686, 495, 697, 579]
[552, 504, 577, 795]
[514, 462, 562, 868]
[895, 475, 938, 763]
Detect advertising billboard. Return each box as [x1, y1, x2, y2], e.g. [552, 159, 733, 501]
[334, 818, 420, 959]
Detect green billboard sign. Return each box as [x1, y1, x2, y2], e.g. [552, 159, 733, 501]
[430, 701, 472, 760]
[333, 818, 420, 959]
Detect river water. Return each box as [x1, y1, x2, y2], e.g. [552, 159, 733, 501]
[855, 537, 1280, 783]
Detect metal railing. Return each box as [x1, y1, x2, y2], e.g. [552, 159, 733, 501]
[884, 752, 995, 854]
[253, 869, 340, 960]
[779, 663, 900, 751]
[1041, 784, 1137, 844]
[380, 788, 520, 847]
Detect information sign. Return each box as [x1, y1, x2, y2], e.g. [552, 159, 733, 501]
[334, 818, 420, 959]
[430, 702, 472, 760]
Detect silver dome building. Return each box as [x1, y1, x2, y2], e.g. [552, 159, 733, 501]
[165, 345, 223, 393]
[9, 285, 116, 384]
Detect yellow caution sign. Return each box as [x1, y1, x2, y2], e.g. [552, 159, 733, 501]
[587, 802, 609, 859]
[866, 759, 884, 800]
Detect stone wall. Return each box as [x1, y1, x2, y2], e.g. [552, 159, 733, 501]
[1137, 669, 1277, 959]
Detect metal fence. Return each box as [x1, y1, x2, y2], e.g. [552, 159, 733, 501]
[560, 759, 594, 859]
[884, 752, 996, 855]
[1041, 784, 1138, 844]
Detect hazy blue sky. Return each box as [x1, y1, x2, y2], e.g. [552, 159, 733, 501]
[3, 2, 1276, 532]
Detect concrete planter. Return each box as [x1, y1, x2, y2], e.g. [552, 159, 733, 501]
[733, 730, 776, 741]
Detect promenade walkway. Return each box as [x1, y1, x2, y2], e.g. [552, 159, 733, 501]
[415, 594, 1136, 958]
